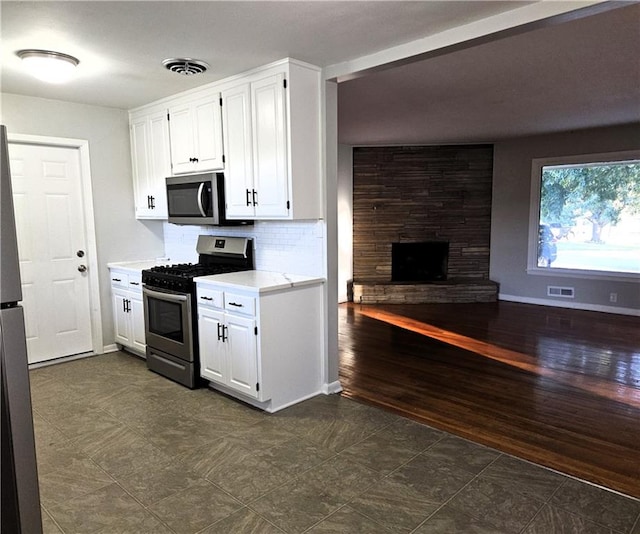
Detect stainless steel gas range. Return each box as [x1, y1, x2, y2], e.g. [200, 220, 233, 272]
[141, 235, 254, 388]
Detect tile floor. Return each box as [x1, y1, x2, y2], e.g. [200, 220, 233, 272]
[30, 352, 640, 534]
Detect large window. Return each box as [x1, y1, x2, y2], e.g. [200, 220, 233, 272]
[529, 151, 640, 280]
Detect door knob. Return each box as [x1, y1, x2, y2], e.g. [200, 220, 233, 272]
[78, 265, 87, 273]
[77, 250, 85, 258]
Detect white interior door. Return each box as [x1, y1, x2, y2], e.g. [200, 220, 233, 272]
[8, 142, 93, 363]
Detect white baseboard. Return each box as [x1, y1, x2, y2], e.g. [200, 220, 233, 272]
[321, 380, 343, 395]
[499, 293, 640, 317]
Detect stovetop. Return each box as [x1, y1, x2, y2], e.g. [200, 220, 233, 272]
[143, 236, 254, 293]
[143, 263, 252, 293]
[146, 263, 242, 279]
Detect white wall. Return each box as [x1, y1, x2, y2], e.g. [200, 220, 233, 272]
[1, 93, 165, 348]
[337, 144, 353, 302]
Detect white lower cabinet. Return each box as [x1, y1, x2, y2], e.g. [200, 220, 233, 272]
[199, 307, 226, 382]
[200, 305, 258, 398]
[110, 269, 146, 356]
[196, 274, 324, 412]
[198, 288, 259, 399]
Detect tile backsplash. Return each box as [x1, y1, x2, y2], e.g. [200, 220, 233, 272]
[163, 220, 326, 277]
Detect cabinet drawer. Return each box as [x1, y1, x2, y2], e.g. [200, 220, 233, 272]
[197, 287, 224, 309]
[110, 272, 129, 289]
[224, 293, 255, 316]
[128, 273, 143, 293]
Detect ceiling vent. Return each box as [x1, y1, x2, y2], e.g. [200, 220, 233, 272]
[162, 58, 209, 76]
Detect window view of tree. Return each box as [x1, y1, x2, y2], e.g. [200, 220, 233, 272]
[538, 159, 640, 274]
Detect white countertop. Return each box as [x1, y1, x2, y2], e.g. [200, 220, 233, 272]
[107, 260, 168, 273]
[194, 270, 325, 293]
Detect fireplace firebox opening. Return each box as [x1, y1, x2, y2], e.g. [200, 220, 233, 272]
[391, 241, 449, 282]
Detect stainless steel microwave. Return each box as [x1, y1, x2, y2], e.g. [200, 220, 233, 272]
[166, 173, 252, 226]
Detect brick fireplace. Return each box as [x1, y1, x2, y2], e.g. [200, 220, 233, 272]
[351, 145, 498, 303]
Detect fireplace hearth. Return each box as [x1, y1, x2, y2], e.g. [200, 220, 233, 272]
[392, 242, 449, 282]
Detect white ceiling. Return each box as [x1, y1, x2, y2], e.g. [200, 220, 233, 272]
[338, 2, 640, 145]
[1, 1, 638, 145]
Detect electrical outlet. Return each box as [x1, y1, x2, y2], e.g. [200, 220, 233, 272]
[609, 292, 617, 303]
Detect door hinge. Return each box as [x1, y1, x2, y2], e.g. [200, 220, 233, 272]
[167, 112, 170, 121]
[286, 200, 290, 210]
[254, 326, 258, 335]
[283, 79, 287, 89]
[256, 382, 260, 392]
[219, 97, 223, 106]
[222, 154, 226, 164]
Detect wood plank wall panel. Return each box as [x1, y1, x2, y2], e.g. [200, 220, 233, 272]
[353, 145, 494, 283]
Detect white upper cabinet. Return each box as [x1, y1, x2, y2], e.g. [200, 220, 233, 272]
[129, 108, 171, 219]
[168, 93, 224, 175]
[128, 59, 322, 220]
[221, 60, 322, 220]
[251, 73, 289, 218]
[221, 83, 254, 218]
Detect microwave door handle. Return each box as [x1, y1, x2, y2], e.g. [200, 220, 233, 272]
[143, 287, 189, 303]
[196, 182, 207, 217]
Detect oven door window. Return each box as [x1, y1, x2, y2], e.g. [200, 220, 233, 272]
[147, 297, 184, 343]
[167, 182, 213, 217]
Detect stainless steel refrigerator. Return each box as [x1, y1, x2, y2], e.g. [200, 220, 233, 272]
[1, 124, 43, 532]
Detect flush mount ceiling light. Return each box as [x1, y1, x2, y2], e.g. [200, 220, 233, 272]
[17, 49, 80, 84]
[162, 58, 209, 76]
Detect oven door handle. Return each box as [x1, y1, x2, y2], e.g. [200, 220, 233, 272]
[143, 286, 189, 303]
[196, 182, 207, 217]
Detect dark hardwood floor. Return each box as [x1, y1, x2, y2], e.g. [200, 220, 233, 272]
[338, 301, 640, 498]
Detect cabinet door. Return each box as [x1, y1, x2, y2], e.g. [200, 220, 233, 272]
[192, 96, 224, 172]
[112, 289, 131, 347]
[168, 103, 195, 175]
[199, 307, 226, 383]
[226, 314, 258, 398]
[146, 111, 170, 218]
[130, 117, 153, 218]
[129, 291, 146, 354]
[222, 83, 255, 218]
[252, 73, 289, 218]
[130, 111, 170, 220]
